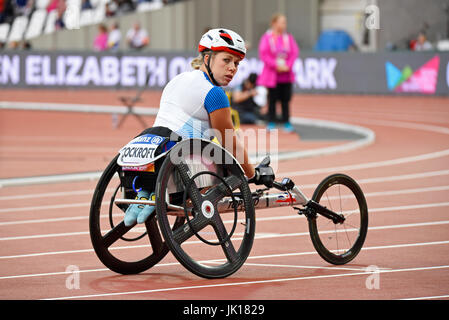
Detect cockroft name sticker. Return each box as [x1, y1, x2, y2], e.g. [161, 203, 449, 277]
[117, 134, 167, 167]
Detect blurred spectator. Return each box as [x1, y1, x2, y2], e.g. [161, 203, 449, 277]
[14, 0, 34, 17]
[232, 73, 262, 124]
[108, 21, 121, 51]
[257, 13, 299, 133]
[81, 0, 92, 10]
[52, 0, 66, 30]
[105, 1, 117, 17]
[126, 22, 149, 50]
[413, 32, 433, 51]
[0, 0, 6, 23]
[314, 30, 357, 51]
[22, 40, 31, 49]
[116, 0, 135, 15]
[93, 23, 108, 51]
[8, 40, 20, 49]
[47, 0, 59, 12]
[1, 0, 15, 24]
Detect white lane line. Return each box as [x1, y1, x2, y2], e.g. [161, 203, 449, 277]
[0, 200, 447, 240]
[299, 110, 449, 126]
[1, 219, 449, 260]
[0, 189, 93, 201]
[3, 145, 449, 187]
[354, 169, 449, 184]
[0, 101, 159, 115]
[1, 240, 448, 281]
[400, 294, 449, 300]
[1, 169, 448, 202]
[2, 181, 449, 218]
[4, 111, 449, 188]
[0, 146, 117, 153]
[221, 262, 392, 272]
[0, 202, 92, 213]
[0, 172, 104, 188]
[2, 109, 448, 189]
[1, 202, 449, 241]
[42, 264, 449, 300]
[280, 148, 449, 177]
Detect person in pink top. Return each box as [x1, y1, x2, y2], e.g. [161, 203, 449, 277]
[257, 13, 299, 132]
[93, 24, 109, 52]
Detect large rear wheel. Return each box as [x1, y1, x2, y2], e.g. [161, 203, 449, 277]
[156, 139, 256, 279]
[89, 154, 184, 274]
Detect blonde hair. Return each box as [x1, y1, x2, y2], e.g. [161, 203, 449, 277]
[190, 50, 214, 70]
[190, 54, 204, 70]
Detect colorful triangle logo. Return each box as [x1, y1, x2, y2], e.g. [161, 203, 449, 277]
[385, 55, 439, 94]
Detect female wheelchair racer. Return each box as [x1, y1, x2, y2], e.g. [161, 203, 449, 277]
[89, 28, 368, 279]
[121, 28, 270, 228]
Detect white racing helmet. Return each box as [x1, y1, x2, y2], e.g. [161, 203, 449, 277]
[198, 28, 246, 59]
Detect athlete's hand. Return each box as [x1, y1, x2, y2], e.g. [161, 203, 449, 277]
[247, 156, 275, 188]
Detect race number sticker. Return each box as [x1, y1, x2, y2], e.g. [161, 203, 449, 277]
[117, 134, 167, 167]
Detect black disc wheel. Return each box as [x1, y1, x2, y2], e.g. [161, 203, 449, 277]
[156, 139, 256, 279]
[308, 173, 368, 265]
[89, 154, 185, 275]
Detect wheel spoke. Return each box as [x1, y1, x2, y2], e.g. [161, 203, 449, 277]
[102, 221, 133, 248]
[204, 175, 242, 205]
[172, 214, 209, 245]
[212, 214, 237, 263]
[175, 162, 203, 210]
[145, 216, 164, 254]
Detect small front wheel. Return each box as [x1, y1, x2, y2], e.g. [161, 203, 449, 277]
[308, 173, 368, 265]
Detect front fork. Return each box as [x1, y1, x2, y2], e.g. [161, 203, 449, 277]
[274, 179, 346, 225]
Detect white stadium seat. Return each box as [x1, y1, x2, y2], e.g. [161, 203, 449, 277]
[44, 9, 58, 34]
[437, 40, 449, 51]
[90, 0, 101, 8]
[79, 8, 94, 27]
[93, 2, 106, 24]
[137, 0, 163, 12]
[64, 0, 81, 30]
[7, 15, 29, 43]
[36, 0, 51, 10]
[24, 9, 47, 40]
[0, 23, 10, 43]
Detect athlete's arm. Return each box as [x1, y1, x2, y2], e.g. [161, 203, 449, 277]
[209, 107, 255, 178]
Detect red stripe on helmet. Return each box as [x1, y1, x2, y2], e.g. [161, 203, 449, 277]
[199, 44, 245, 59]
[210, 46, 245, 59]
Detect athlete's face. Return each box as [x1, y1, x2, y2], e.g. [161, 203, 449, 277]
[207, 52, 242, 86]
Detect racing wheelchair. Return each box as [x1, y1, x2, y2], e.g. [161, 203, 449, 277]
[89, 131, 368, 279]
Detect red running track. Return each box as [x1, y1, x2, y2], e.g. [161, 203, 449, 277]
[0, 90, 448, 300]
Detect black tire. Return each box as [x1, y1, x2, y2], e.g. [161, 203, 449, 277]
[156, 139, 256, 279]
[308, 173, 368, 265]
[89, 154, 184, 275]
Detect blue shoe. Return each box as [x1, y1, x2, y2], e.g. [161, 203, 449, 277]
[137, 192, 156, 224]
[283, 122, 294, 133]
[267, 122, 276, 131]
[124, 190, 155, 226]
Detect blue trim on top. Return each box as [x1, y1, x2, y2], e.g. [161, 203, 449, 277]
[202, 71, 214, 85]
[204, 86, 230, 113]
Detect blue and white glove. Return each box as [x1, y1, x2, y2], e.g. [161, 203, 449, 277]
[124, 190, 156, 226]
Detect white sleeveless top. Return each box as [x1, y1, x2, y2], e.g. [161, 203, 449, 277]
[153, 70, 230, 139]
